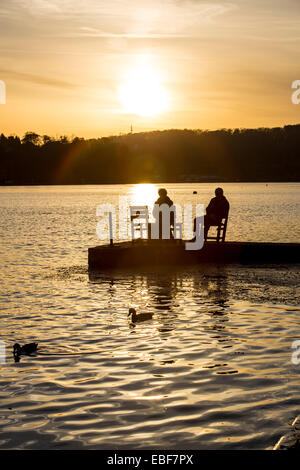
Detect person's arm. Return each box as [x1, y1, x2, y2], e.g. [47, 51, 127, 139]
[206, 198, 214, 214]
[225, 199, 230, 215]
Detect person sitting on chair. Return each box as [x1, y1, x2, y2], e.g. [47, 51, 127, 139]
[154, 188, 173, 208]
[152, 188, 174, 239]
[204, 187, 229, 240]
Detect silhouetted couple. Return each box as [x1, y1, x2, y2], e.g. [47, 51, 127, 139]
[153, 187, 229, 241]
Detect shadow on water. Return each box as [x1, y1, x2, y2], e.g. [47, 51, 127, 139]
[88, 261, 300, 307]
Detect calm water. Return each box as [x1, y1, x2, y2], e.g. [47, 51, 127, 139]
[0, 183, 299, 450]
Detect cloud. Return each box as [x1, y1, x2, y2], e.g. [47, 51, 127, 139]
[78, 1, 237, 38]
[0, 0, 61, 15]
[0, 68, 76, 89]
[0, 1, 236, 38]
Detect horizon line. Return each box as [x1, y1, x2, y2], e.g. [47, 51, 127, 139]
[2, 122, 300, 141]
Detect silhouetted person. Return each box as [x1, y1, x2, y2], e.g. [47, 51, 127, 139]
[204, 187, 229, 239]
[154, 188, 173, 208]
[152, 188, 174, 239]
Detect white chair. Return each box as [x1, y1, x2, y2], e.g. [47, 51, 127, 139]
[130, 206, 149, 241]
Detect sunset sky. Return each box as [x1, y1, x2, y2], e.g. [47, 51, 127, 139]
[1, 0, 300, 138]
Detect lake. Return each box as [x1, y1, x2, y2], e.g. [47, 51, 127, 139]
[0, 183, 299, 449]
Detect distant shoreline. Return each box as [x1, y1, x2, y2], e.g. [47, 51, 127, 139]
[1, 125, 300, 184]
[1, 180, 300, 187]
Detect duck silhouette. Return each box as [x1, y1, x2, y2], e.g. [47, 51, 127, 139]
[128, 308, 153, 323]
[13, 343, 38, 359]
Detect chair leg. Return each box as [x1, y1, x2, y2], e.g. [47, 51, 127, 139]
[222, 220, 228, 242]
[141, 225, 147, 239]
[204, 225, 208, 241]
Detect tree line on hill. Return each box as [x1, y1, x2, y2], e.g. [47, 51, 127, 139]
[1, 125, 300, 184]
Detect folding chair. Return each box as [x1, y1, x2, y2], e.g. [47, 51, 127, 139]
[206, 214, 229, 243]
[130, 205, 149, 241]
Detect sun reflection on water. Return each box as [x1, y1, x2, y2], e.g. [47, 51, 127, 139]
[130, 183, 158, 204]
[130, 184, 158, 218]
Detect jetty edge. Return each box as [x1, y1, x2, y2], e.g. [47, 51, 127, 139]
[88, 240, 300, 269]
[273, 415, 300, 450]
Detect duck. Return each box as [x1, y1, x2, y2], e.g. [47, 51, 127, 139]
[13, 343, 38, 358]
[128, 308, 153, 323]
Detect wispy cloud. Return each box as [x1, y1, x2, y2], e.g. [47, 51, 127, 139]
[0, 68, 76, 89]
[0, 1, 236, 38]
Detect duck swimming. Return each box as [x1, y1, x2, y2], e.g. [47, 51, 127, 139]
[128, 308, 153, 323]
[13, 343, 38, 358]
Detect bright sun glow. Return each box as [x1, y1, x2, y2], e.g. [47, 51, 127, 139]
[119, 56, 169, 117]
[130, 184, 158, 208]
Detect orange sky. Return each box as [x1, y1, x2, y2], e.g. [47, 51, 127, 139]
[1, 0, 300, 138]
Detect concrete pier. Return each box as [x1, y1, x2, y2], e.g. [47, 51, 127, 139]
[273, 415, 300, 450]
[88, 240, 300, 270]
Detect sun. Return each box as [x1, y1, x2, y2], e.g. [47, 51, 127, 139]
[119, 56, 169, 117]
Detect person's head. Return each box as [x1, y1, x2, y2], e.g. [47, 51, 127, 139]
[215, 187, 224, 197]
[158, 188, 167, 198]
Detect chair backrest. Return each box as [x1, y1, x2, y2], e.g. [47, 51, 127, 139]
[209, 212, 229, 227]
[206, 211, 229, 242]
[130, 206, 149, 241]
[220, 214, 228, 225]
[130, 205, 149, 221]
